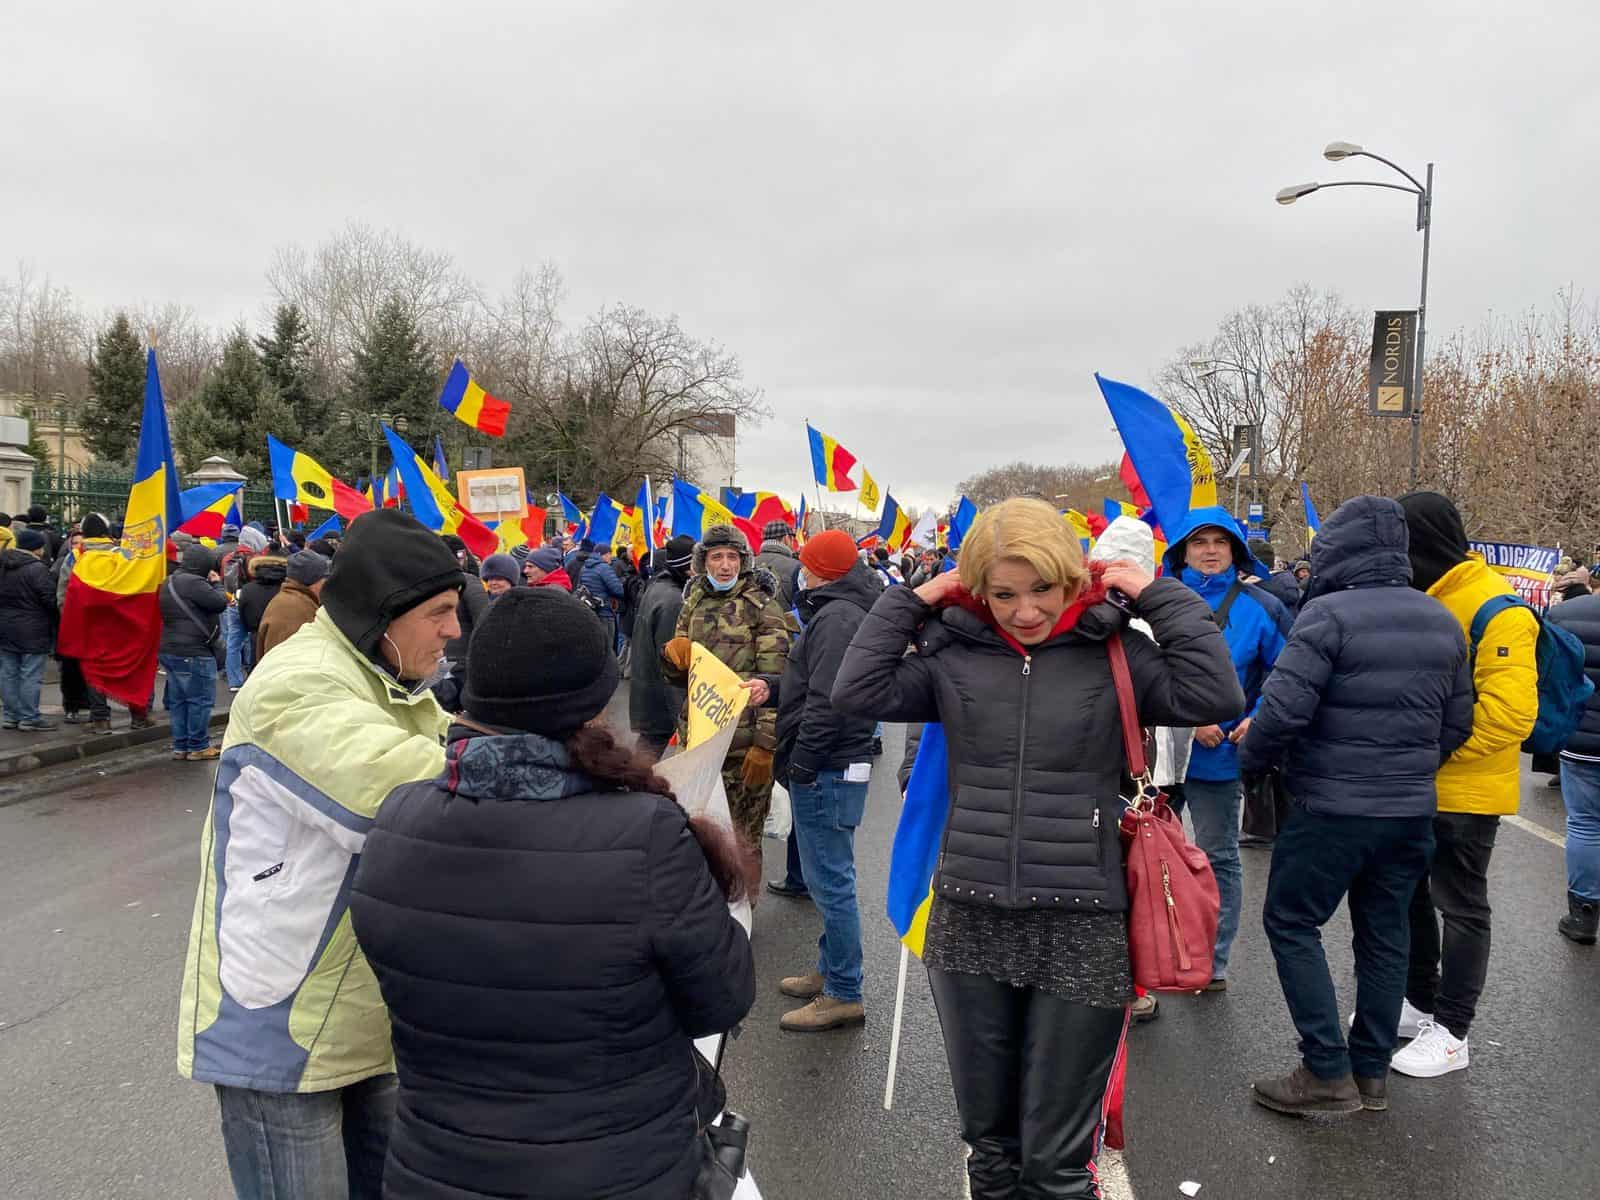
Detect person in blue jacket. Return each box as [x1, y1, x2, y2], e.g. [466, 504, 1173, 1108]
[1164, 505, 1293, 991]
[579, 544, 627, 652]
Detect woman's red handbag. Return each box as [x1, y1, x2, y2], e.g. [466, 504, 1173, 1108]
[1106, 633, 1221, 992]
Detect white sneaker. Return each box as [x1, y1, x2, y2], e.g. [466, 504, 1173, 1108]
[1390, 1020, 1469, 1078]
[1347, 997, 1433, 1040]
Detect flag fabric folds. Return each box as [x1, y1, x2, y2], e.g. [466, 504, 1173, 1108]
[794, 495, 808, 545]
[1301, 482, 1321, 541]
[1104, 497, 1141, 523]
[306, 514, 342, 542]
[1097, 374, 1218, 536]
[267, 435, 374, 521]
[670, 478, 736, 539]
[437, 359, 511, 438]
[587, 493, 623, 548]
[887, 723, 950, 956]
[875, 494, 913, 552]
[176, 483, 242, 539]
[57, 348, 182, 707]
[807, 423, 858, 492]
[630, 480, 652, 562]
[859, 469, 881, 513]
[907, 510, 939, 549]
[558, 493, 587, 539]
[948, 496, 977, 555]
[380, 425, 498, 559]
[432, 435, 450, 480]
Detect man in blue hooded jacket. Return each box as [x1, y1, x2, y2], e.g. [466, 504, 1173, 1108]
[1165, 505, 1292, 990]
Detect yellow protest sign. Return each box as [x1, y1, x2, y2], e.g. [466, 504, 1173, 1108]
[686, 643, 750, 750]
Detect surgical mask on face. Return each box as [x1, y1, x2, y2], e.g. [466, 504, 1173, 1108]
[708, 572, 738, 593]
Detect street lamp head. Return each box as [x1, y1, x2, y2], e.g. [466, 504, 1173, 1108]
[1275, 182, 1320, 205]
[1323, 140, 1363, 161]
[394, 415, 410, 434]
[1188, 359, 1211, 370]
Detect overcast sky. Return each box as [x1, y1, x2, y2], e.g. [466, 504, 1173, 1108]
[6, 1, 1598, 510]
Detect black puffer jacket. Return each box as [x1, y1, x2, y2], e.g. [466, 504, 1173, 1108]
[1547, 592, 1600, 761]
[832, 578, 1243, 911]
[0, 548, 57, 655]
[1238, 496, 1475, 818]
[629, 571, 689, 742]
[158, 546, 227, 657]
[773, 561, 880, 784]
[237, 556, 287, 635]
[350, 728, 755, 1200]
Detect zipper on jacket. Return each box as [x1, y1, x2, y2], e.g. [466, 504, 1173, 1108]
[1008, 654, 1033, 902]
[1093, 806, 1103, 866]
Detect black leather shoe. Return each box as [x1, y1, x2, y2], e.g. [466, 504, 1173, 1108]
[1251, 1065, 1362, 1116]
[1355, 1075, 1388, 1111]
[766, 878, 809, 899]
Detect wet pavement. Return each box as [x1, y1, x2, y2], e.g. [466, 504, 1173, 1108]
[0, 725, 1595, 1199]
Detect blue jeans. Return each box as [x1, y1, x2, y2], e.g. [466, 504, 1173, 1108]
[1184, 776, 1243, 979]
[215, 1075, 396, 1200]
[1563, 759, 1600, 902]
[0, 651, 47, 725]
[1264, 808, 1434, 1079]
[791, 769, 868, 1003]
[160, 654, 217, 752]
[223, 604, 250, 689]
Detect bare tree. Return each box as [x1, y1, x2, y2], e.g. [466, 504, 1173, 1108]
[956, 460, 1123, 511]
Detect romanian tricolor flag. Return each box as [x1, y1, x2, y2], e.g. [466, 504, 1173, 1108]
[57, 348, 183, 708]
[1301, 482, 1321, 541]
[176, 483, 242, 540]
[875, 494, 914, 553]
[629, 479, 652, 562]
[794, 495, 808, 546]
[1097, 374, 1218, 537]
[887, 723, 950, 956]
[494, 507, 548, 556]
[438, 359, 511, 438]
[558, 493, 587, 539]
[1064, 508, 1094, 551]
[587, 493, 624, 548]
[306, 514, 342, 542]
[807, 423, 858, 493]
[670, 478, 736, 539]
[432, 435, 450, 480]
[268, 435, 374, 521]
[1104, 497, 1141, 523]
[948, 496, 977, 555]
[381, 425, 498, 560]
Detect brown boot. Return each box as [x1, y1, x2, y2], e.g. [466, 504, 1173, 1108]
[1250, 1065, 1361, 1116]
[780, 995, 866, 1032]
[778, 971, 824, 1000]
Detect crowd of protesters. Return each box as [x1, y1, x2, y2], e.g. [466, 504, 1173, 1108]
[10, 477, 1595, 1199]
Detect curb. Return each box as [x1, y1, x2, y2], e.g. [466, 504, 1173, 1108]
[0, 709, 232, 780]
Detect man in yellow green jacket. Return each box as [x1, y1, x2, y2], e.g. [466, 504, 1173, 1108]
[1393, 493, 1539, 1080]
[177, 509, 464, 1198]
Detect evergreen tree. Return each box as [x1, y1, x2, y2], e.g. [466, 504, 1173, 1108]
[82, 313, 145, 464]
[171, 326, 303, 484]
[330, 296, 439, 476]
[255, 303, 321, 437]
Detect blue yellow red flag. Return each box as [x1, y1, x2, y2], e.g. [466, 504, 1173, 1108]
[1097, 374, 1217, 536]
[887, 723, 950, 956]
[57, 348, 182, 706]
[268, 435, 374, 521]
[948, 496, 977, 554]
[806, 423, 859, 492]
[381, 425, 497, 559]
[670, 478, 736, 539]
[1301, 482, 1322, 541]
[875, 494, 914, 553]
[437, 359, 511, 437]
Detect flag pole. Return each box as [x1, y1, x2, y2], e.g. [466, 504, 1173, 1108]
[883, 943, 910, 1111]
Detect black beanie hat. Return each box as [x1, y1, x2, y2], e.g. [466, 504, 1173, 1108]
[1398, 491, 1468, 593]
[81, 512, 110, 539]
[462, 587, 619, 738]
[321, 509, 464, 656]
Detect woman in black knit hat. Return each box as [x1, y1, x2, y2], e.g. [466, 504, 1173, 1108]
[350, 586, 756, 1200]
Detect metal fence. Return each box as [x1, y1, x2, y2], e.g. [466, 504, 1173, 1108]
[31, 467, 278, 527]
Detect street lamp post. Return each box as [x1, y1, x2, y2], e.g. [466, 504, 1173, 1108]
[1192, 359, 1265, 515]
[1276, 141, 1433, 490]
[338, 410, 409, 489]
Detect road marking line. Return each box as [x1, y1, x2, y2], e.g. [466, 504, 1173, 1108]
[1505, 813, 1566, 849]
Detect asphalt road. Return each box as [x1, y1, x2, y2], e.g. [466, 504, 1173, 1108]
[1, 726, 1596, 1199]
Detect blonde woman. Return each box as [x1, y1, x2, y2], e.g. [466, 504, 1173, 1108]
[833, 497, 1242, 1199]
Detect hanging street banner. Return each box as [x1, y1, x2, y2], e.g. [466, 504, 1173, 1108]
[1468, 540, 1559, 610]
[1369, 310, 1418, 416]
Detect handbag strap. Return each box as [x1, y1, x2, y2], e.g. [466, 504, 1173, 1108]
[1106, 632, 1159, 810]
[166, 579, 219, 645]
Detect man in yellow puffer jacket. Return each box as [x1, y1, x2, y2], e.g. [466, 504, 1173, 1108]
[1392, 493, 1538, 1081]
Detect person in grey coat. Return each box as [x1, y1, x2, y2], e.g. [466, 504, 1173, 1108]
[755, 520, 803, 609]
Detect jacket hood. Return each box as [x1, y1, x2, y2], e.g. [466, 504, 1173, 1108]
[1305, 495, 1413, 600]
[0, 547, 43, 572]
[247, 555, 288, 583]
[444, 728, 594, 801]
[797, 560, 881, 622]
[179, 544, 215, 576]
[1398, 490, 1468, 592]
[1162, 505, 1269, 577]
[758, 540, 798, 560]
[1089, 515, 1156, 575]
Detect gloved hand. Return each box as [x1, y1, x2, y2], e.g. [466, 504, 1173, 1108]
[741, 747, 774, 789]
[661, 637, 693, 672]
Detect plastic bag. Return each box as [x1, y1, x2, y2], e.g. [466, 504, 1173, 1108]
[764, 782, 791, 840]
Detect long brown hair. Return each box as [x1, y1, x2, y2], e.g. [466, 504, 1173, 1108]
[566, 724, 758, 903]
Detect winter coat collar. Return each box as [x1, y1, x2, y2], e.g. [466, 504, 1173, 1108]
[796, 561, 881, 623]
[444, 723, 594, 801]
[1180, 563, 1238, 599]
[934, 561, 1119, 656]
[759, 541, 798, 560]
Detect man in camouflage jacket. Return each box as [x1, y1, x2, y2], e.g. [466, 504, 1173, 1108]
[662, 524, 792, 849]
